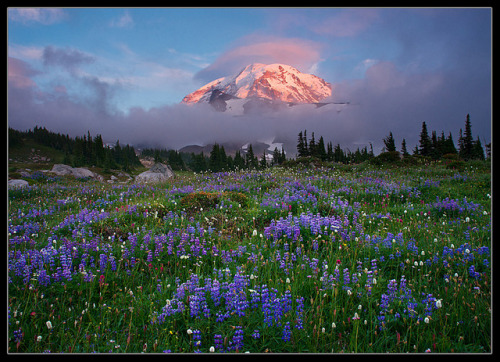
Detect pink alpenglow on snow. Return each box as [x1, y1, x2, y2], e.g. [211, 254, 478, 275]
[182, 63, 332, 105]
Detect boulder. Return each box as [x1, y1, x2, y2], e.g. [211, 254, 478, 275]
[135, 163, 175, 184]
[19, 169, 31, 178]
[50, 164, 74, 176]
[71, 167, 96, 179]
[50, 164, 100, 180]
[8, 179, 29, 189]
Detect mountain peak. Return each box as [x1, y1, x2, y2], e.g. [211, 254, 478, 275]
[182, 63, 332, 106]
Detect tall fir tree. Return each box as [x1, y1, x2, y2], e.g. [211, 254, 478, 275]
[309, 132, 316, 157]
[326, 141, 334, 161]
[401, 138, 409, 156]
[303, 130, 309, 156]
[233, 150, 246, 170]
[458, 128, 464, 158]
[259, 151, 267, 169]
[297, 131, 306, 157]
[209, 143, 223, 172]
[445, 132, 457, 155]
[316, 136, 327, 160]
[383, 131, 396, 152]
[472, 136, 485, 160]
[246, 144, 258, 169]
[272, 147, 281, 165]
[418, 122, 431, 157]
[462, 114, 474, 160]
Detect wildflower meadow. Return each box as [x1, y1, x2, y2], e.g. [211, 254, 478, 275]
[8, 161, 491, 353]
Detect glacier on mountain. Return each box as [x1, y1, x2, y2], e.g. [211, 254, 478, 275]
[182, 63, 333, 112]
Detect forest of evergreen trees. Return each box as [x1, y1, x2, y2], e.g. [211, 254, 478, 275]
[8, 113, 489, 175]
[297, 129, 374, 164]
[152, 143, 286, 173]
[296, 113, 489, 165]
[8, 126, 142, 171]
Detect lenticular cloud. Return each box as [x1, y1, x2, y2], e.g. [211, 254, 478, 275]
[194, 36, 323, 83]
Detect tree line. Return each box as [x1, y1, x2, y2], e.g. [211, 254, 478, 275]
[145, 143, 286, 173]
[413, 114, 487, 160]
[297, 129, 374, 164]
[297, 113, 489, 164]
[8, 126, 141, 171]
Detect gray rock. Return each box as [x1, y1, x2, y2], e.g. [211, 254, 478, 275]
[71, 167, 96, 179]
[19, 170, 31, 178]
[8, 179, 29, 189]
[50, 164, 100, 180]
[50, 164, 74, 176]
[135, 163, 175, 184]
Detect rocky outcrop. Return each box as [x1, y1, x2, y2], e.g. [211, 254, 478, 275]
[8, 179, 30, 189]
[49, 164, 103, 180]
[135, 163, 175, 184]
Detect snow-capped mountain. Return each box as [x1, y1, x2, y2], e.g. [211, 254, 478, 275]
[182, 63, 332, 112]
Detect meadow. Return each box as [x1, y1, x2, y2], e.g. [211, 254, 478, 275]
[7, 160, 491, 353]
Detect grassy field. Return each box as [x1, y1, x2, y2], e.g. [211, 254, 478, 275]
[7, 160, 491, 353]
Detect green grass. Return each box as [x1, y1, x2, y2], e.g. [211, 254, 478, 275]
[8, 160, 491, 353]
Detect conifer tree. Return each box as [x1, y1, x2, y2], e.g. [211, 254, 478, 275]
[154, 150, 162, 163]
[303, 130, 309, 156]
[430, 130, 440, 160]
[309, 132, 316, 157]
[445, 132, 457, 155]
[412, 144, 419, 156]
[462, 114, 474, 160]
[458, 128, 464, 156]
[326, 141, 334, 161]
[272, 147, 281, 165]
[316, 136, 327, 160]
[233, 150, 246, 170]
[472, 136, 485, 160]
[419, 122, 431, 157]
[401, 138, 409, 156]
[333, 144, 345, 163]
[246, 144, 258, 169]
[297, 131, 306, 157]
[209, 143, 223, 172]
[383, 132, 396, 152]
[259, 151, 267, 169]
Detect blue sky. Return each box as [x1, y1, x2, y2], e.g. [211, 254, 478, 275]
[8, 7, 491, 153]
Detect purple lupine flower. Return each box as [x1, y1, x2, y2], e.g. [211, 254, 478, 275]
[282, 321, 292, 342]
[214, 334, 224, 352]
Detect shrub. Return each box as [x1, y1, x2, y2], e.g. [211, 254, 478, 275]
[369, 151, 402, 166]
[445, 159, 466, 171]
[178, 191, 219, 211]
[221, 191, 249, 208]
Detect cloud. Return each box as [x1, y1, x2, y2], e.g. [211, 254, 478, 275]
[8, 44, 44, 60]
[194, 35, 323, 83]
[8, 8, 67, 25]
[109, 11, 134, 28]
[8, 54, 490, 157]
[8, 56, 41, 89]
[42, 46, 95, 74]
